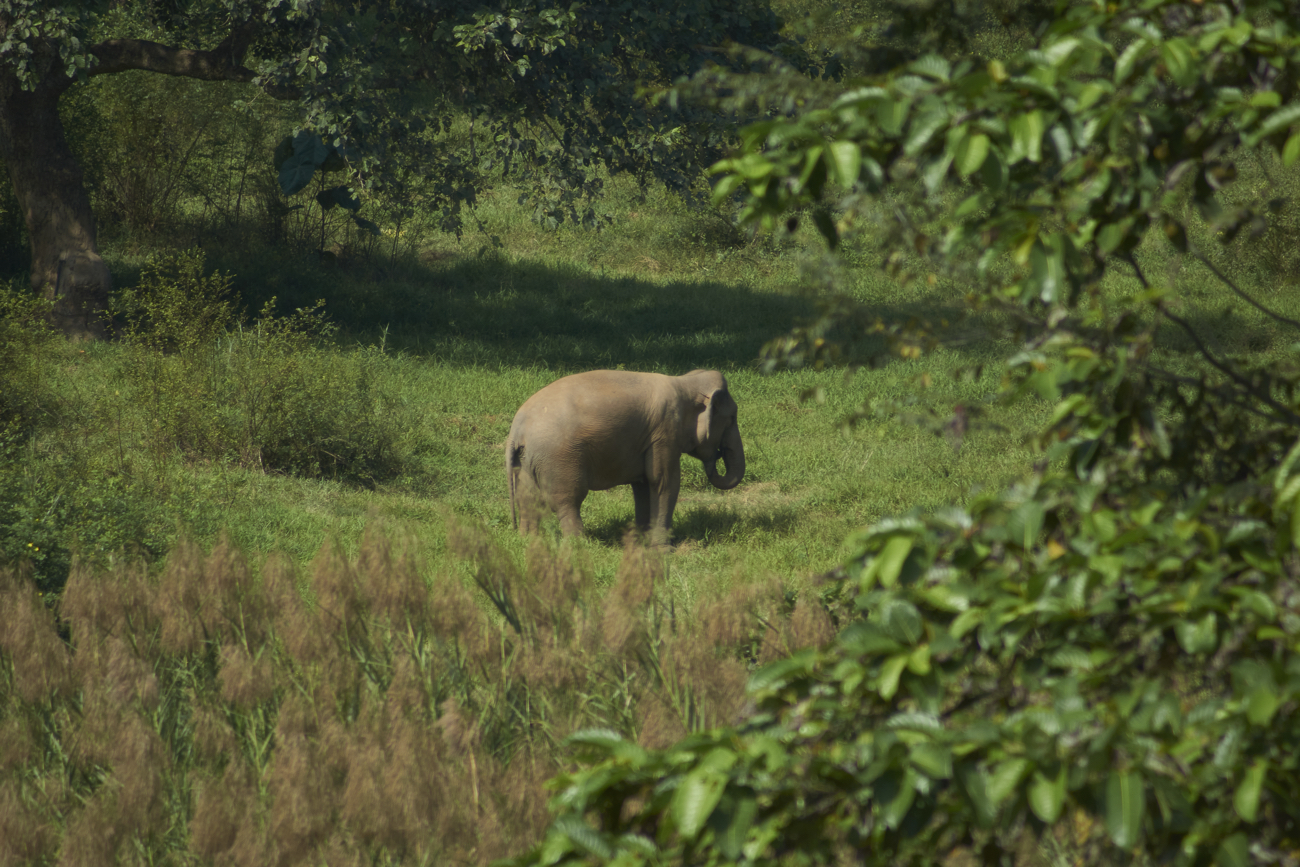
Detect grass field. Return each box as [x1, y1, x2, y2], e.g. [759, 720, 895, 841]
[8, 151, 1300, 864]
[4, 171, 1053, 601]
[0, 171, 1063, 866]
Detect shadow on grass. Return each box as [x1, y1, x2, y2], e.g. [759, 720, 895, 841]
[111, 244, 977, 373]
[582, 505, 800, 548]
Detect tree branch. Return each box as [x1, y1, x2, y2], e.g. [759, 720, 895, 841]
[85, 24, 298, 100]
[1191, 246, 1300, 331]
[1158, 304, 1300, 423]
[88, 38, 257, 82]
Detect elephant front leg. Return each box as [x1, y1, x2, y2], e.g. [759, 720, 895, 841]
[646, 461, 681, 548]
[631, 480, 651, 533]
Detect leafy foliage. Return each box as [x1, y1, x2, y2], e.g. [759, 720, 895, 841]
[708, 0, 1300, 490]
[119, 249, 412, 483]
[510, 463, 1300, 866]
[5, 0, 795, 235]
[502, 0, 1300, 865]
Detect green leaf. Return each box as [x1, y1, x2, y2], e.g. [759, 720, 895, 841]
[1008, 111, 1044, 163]
[555, 815, 613, 858]
[1217, 833, 1251, 867]
[878, 653, 909, 699]
[1029, 239, 1065, 304]
[272, 135, 295, 172]
[747, 649, 817, 693]
[353, 216, 381, 236]
[317, 186, 361, 211]
[1175, 612, 1218, 654]
[566, 729, 648, 763]
[1114, 39, 1148, 84]
[838, 622, 904, 656]
[954, 131, 990, 177]
[980, 147, 1007, 192]
[1105, 771, 1145, 848]
[1233, 760, 1267, 822]
[910, 742, 953, 779]
[292, 131, 330, 166]
[881, 769, 918, 829]
[1029, 766, 1066, 823]
[958, 763, 996, 826]
[887, 711, 942, 733]
[709, 788, 758, 860]
[879, 599, 925, 646]
[279, 157, 319, 196]
[672, 767, 729, 840]
[1256, 102, 1300, 140]
[950, 607, 984, 637]
[711, 172, 744, 204]
[826, 141, 861, 186]
[1007, 499, 1046, 549]
[987, 758, 1030, 806]
[909, 53, 951, 82]
[1246, 686, 1280, 726]
[1284, 133, 1300, 167]
[1159, 38, 1196, 87]
[904, 104, 950, 157]
[871, 535, 914, 588]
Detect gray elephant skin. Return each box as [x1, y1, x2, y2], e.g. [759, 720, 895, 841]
[505, 369, 745, 546]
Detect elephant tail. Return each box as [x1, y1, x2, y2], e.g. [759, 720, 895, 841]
[507, 439, 524, 529]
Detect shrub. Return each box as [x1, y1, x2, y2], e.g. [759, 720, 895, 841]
[119, 248, 413, 482]
[0, 281, 59, 432]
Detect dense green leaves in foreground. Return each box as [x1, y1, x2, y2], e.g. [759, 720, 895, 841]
[510, 454, 1300, 866]
[506, 0, 1300, 864]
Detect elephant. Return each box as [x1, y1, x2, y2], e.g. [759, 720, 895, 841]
[505, 369, 745, 546]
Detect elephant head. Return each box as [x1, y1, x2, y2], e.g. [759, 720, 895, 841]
[694, 381, 745, 490]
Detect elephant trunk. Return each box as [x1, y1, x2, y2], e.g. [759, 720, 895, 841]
[703, 424, 745, 490]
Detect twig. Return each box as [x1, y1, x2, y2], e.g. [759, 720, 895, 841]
[1159, 305, 1300, 423]
[1191, 247, 1300, 331]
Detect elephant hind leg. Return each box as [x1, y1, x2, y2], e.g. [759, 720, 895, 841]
[513, 468, 547, 535]
[552, 488, 587, 537]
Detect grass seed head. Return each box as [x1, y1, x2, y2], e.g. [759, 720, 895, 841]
[427, 574, 492, 665]
[105, 636, 159, 710]
[191, 703, 239, 765]
[219, 642, 275, 708]
[0, 568, 74, 704]
[310, 540, 365, 635]
[189, 762, 262, 865]
[0, 779, 53, 867]
[267, 724, 333, 867]
[791, 596, 836, 649]
[156, 537, 209, 654]
[61, 560, 156, 647]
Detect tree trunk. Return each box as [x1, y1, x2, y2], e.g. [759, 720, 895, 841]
[0, 73, 109, 339]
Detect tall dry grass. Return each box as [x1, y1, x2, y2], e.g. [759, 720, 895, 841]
[0, 524, 835, 866]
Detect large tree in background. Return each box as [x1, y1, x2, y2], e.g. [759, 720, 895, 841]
[0, 0, 788, 338]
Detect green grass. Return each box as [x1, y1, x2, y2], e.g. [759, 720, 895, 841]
[17, 149, 1300, 603]
[2, 169, 1055, 601]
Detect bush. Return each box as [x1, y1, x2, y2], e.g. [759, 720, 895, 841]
[0, 282, 59, 432]
[120, 248, 414, 483]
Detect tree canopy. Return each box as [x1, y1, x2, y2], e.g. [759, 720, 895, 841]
[502, 0, 1300, 863]
[0, 0, 788, 336]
